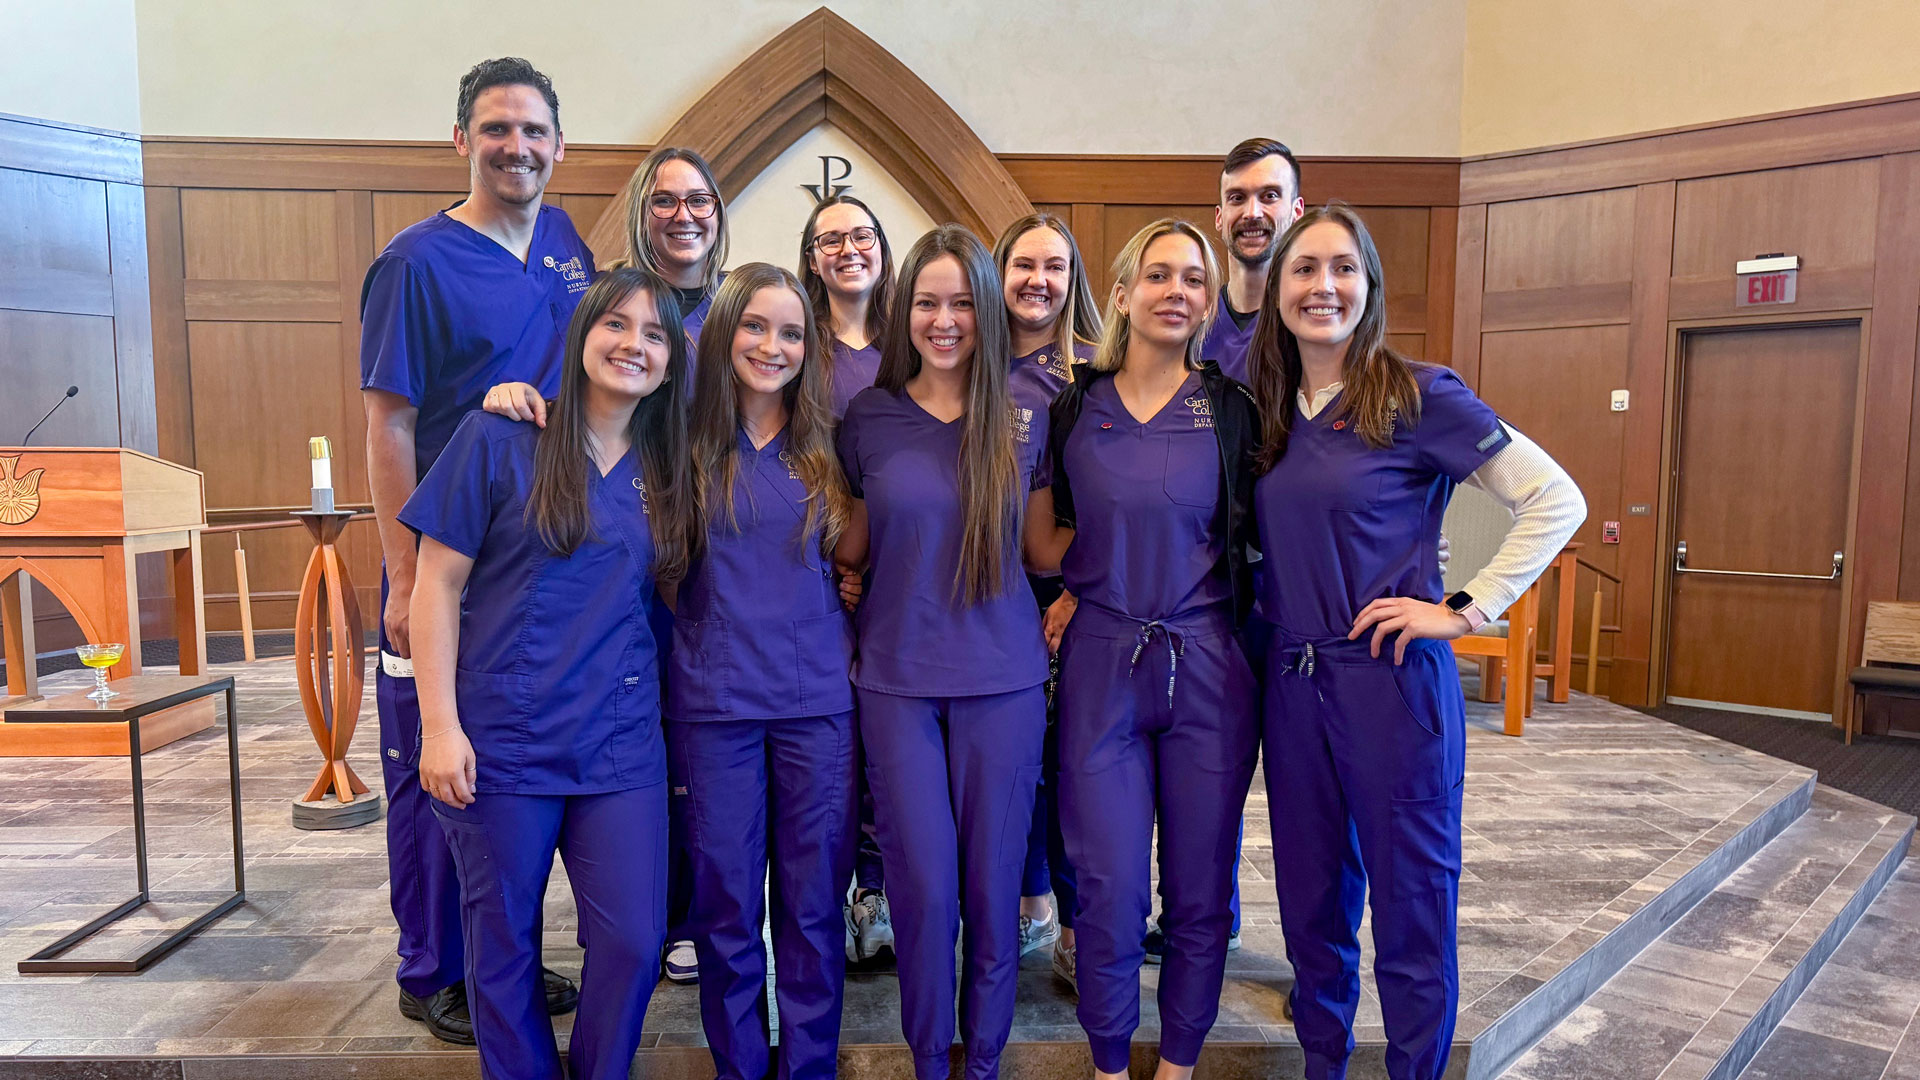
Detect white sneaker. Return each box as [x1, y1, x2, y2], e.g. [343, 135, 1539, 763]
[1052, 940, 1077, 996]
[1018, 903, 1060, 957]
[663, 940, 698, 983]
[846, 890, 895, 963]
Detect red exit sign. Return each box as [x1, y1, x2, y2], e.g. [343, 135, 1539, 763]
[1735, 254, 1799, 307]
[1737, 270, 1797, 306]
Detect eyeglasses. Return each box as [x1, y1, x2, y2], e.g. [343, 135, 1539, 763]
[647, 192, 719, 219]
[812, 228, 879, 256]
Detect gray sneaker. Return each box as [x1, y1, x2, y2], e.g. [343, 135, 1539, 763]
[1019, 903, 1060, 957]
[1052, 939, 1077, 996]
[846, 890, 895, 963]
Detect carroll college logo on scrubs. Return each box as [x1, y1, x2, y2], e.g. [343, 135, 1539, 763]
[1185, 394, 1213, 429]
[1009, 406, 1036, 444]
[544, 254, 590, 295]
[0, 455, 44, 525]
[633, 476, 650, 514]
[778, 449, 800, 480]
[1039, 349, 1069, 381]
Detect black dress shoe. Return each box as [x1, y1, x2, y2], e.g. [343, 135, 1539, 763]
[542, 966, 579, 1016]
[398, 982, 475, 1045]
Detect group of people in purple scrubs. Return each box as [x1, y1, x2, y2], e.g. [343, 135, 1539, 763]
[363, 58, 1585, 1080]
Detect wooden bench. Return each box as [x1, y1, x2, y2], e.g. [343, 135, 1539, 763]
[1848, 601, 1920, 744]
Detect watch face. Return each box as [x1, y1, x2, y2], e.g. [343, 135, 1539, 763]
[1447, 592, 1472, 612]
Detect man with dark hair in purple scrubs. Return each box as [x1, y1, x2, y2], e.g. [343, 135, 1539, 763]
[1201, 138, 1307, 383]
[359, 56, 593, 1044]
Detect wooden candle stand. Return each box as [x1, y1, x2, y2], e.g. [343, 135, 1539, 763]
[289, 510, 378, 829]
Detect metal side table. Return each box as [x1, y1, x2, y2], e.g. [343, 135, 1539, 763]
[5, 674, 245, 974]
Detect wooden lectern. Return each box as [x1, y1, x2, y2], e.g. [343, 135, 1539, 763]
[0, 447, 212, 756]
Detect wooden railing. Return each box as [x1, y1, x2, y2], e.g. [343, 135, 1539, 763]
[203, 507, 374, 662]
[1575, 555, 1623, 697]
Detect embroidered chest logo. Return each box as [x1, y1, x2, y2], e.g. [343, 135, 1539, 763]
[632, 476, 650, 515]
[777, 449, 800, 480]
[545, 254, 590, 295]
[1038, 350, 1069, 381]
[0, 456, 45, 525]
[1010, 405, 1036, 444]
[1184, 394, 1213, 429]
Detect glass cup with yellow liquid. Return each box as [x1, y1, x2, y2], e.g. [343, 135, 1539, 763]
[75, 643, 126, 702]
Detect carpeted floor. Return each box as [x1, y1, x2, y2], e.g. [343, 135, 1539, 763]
[1645, 700, 1920, 818]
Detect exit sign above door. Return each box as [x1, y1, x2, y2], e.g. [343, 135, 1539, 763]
[1735, 254, 1799, 307]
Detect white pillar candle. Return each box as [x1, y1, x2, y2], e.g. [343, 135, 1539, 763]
[309, 436, 333, 491]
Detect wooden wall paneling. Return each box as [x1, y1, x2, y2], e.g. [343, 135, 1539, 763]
[1478, 324, 1632, 676]
[141, 138, 646, 194]
[1459, 92, 1920, 205]
[146, 187, 194, 466]
[1452, 204, 1487, 390]
[0, 308, 122, 447]
[999, 155, 1459, 209]
[1425, 206, 1457, 367]
[1069, 204, 1105, 297]
[1367, 206, 1430, 334]
[1484, 188, 1638, 292]
[1623, 182, 1677, 705]
[556, 194, 614, 237]
[336, 189, 382, 604]
[180, 190, 340, 282]
[1862, 154, 1920, 660]
[0, 113, 142, 185]
[0, 169, 113, 318]
[1096, 204, 1217, 297]
[1387, 334, 1426, 359]
[373, 192, 464, 251]
[106, 182, 157, 454]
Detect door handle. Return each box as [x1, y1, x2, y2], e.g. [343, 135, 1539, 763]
[1674, 540, 1843, 581]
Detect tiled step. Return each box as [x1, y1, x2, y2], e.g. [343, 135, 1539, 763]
[1735, 854, 1920, 1080]
[1497, 786, 1915, 1080]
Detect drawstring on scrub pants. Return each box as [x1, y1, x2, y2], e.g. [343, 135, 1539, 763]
[1127, 621, 1187, 707]
[1283, 641, 1327, 702]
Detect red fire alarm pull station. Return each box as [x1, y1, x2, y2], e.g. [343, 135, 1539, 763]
[1735, 254, 1798, 307]
[1602, 521, 1620, 544]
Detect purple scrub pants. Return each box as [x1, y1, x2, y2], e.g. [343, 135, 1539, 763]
[1263, 632, 1465, 1080]
[376, 570, 464, 999]
[434, 784, 667, 1080]
[856, 684, 1046, 1080]
[1022, 572, 1077, 923]
[668, 715, 858, 1080]
[1057, 604, 1257, 1072]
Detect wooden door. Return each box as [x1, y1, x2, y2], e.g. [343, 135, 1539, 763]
[1664, 322, 1858, 717]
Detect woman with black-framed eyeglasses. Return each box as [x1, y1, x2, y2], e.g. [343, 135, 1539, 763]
[623, 146, 731, 347]
[799, 195, 896, 421]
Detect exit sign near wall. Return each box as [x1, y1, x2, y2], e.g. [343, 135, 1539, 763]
[1735, 254, 1799, 307]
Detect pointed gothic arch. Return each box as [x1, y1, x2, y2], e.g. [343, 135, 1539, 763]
[585, 8, 1033, 263]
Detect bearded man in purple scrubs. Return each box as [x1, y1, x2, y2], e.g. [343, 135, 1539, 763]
[359, 56, 593, 1043]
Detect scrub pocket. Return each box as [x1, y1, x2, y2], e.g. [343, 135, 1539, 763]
[998, 764, 1044, 868]
[1164, 437, 1217, 509]
[670, 618, 731, 716]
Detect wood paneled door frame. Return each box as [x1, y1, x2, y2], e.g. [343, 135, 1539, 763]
[1650, 311, 1873, 719]
[582, 6, 1033, 264]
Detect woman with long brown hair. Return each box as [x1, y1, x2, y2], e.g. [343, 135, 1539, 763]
[1247, 204, 1582, 1080]
[1045, 218, 1262, 1080]
[989, 211, 1101, 980]
[669, 263, 857, 1080]
[799, 194, 896, 419]
[834, 224, 1069, 1080]
[406, 266, 692, 1080]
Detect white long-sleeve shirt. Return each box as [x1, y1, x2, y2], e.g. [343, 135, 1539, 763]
[1301, 382, 1587, 621]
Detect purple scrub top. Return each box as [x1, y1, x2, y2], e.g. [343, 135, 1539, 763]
[1007, 340, 1092, 419]
[829, 338, 884, 421]
[837, 386, 1051, 697]
[1059, 372, 1231, 619]
[359, 203, 594, 478]
[668, 427, 854, 721]
[399, 411, 664, 795]
[1253, 364, 1511, 640]
[1198, 294, 1257, 384]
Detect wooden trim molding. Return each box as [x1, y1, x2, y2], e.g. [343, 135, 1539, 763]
[1461, 93, 1920, 205]
[0, 111, 141, 184]
[582, 7, 1033, 260]
[999, 155, 1458, 208]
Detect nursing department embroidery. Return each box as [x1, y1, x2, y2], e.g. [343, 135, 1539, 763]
[633, 476, 650, 514]
[546, 254, 590, 294]
[1185, 394, 1213, 429]
[778, 449, 800, 479]
[1039, 349, 1069, 381]
[1011, 405, 1036, 443]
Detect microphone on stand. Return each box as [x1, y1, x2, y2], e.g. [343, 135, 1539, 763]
[21, 386, 79, 445]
